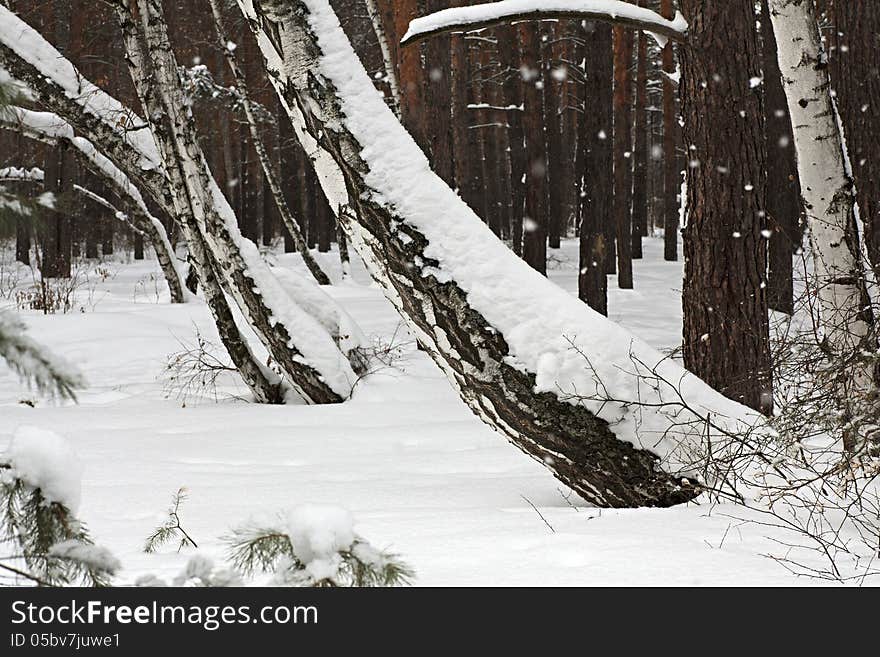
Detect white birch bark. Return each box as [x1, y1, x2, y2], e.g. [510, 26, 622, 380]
[767, 0, 874, 392]
[0, 3, 288, 403]
[118, 0, 360, 404]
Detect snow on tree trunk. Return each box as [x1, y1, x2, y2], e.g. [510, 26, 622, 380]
[234, 0, 772, 507]
[767, 0, 874, 395]
[119, 0, 358, 404]
[0, 4, 357, 405]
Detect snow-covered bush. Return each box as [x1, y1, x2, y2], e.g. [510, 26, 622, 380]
[0, 427, 119, 586]
[225, 505, 413, 587]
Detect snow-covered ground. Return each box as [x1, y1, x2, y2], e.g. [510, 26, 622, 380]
[0, 238, 843, 585]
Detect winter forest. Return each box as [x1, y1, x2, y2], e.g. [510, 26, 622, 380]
[0, 0, 878, 588]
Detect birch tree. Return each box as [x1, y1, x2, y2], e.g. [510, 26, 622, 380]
[767, 0, 876, 449]
[114, 0, 360, 404]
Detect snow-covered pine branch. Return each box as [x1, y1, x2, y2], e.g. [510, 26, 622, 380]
[1, 427, 118, 586]
[235, 0, 772, 507]
[400, 0, 688, 47]
[0, 312, 84, 400]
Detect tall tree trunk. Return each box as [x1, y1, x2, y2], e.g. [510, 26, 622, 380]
[520, 22, 548, 275]
[577, 20, 611, 315]
[661, 0, 679, 262]
[498, 23, 525, 257]
[393, 0, 427, 152]
[831, 0, 880, 283]
[679, 0, 773, 414]
[449, 4, 471, 198]
[612, 26, 634, 289]
[631, 13, 649, 260]
[423, 0, 454, 186]
[544, 22, 564, 250]
[761, 0, 801, 315]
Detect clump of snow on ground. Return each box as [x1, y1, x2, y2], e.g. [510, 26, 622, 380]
[2, 426, 83, 512]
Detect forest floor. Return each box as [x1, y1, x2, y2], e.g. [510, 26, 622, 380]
[0, 237, 847, 586]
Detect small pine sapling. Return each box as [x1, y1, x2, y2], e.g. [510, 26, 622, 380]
[144, 488, 199, 553]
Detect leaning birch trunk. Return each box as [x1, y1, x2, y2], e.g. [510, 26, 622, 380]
[121, 0, 358, 404]
[0, 107, 186, 304]
[0, 4, 286, 403]
[207, 0, 332, 286]
[109, 3, 287, 404]
[234, 0, 775, 507]
[767, 0, 875, 436]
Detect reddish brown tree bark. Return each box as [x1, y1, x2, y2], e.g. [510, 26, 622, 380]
[661, 0, 679, 262]
[679, 0, 773, 414]
[832, 0, 880, 282]
[612, 26, 634, 289]
[519, 22, 548, 275]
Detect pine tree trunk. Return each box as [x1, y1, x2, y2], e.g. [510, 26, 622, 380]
[761, 0, 801, 316]
[577, 21, 611, 315]
[520, 22, 548, 275]
[450, 4, 470, 198]
[679, 0, 773, 414]
[394, 0, 427, 153]
[544, 23, 564, 251]
[498, 23, 525, 257]
[134, 233, 145, 260]
[831, 0, 880, 283]
[661, 0, 679, 262]
[423, 0, 454, 186]
[612, 26, 634, 289]
[631, 16, 649, 260]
